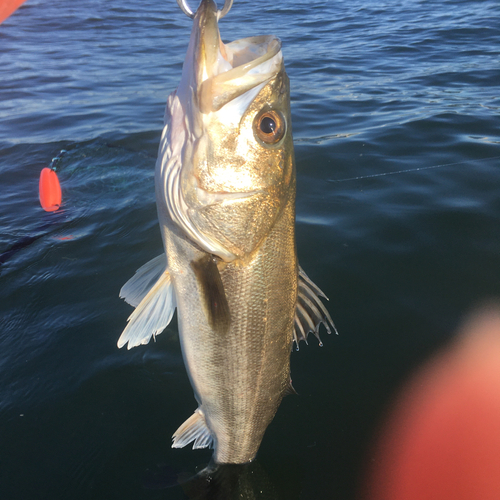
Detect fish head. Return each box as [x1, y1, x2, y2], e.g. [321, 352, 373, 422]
[159, 0, 295, 262]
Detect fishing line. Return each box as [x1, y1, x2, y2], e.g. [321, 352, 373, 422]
[328, 155, 500, 183]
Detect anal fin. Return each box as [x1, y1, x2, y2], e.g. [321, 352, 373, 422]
[294, 266, 338, 349]
[172, 408, 213, 450]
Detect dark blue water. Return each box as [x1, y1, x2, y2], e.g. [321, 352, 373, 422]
[1, 0, 499, 498]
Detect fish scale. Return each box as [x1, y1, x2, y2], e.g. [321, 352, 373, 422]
[211, 199, 296, 462]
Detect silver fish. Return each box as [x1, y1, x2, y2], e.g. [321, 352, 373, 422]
[118, 0, 335, 464]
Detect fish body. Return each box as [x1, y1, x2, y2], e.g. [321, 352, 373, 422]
[118, 0, 334, 464]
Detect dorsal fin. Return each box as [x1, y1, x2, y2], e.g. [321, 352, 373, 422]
[294, 266, 337, 349]
[120, 254, 166, 307]
[117, 254, 176, 350]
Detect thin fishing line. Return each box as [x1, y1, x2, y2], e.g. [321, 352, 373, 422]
[328, 155, 500, 183]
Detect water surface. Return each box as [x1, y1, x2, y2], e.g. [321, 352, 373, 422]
[1, 0, 499, 498]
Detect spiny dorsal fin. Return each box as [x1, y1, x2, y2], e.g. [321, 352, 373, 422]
[190, 255, 230, 335]
[294, 266, 337, 349]
[117, 255, 176, 350]
[172, 408, 213, 450]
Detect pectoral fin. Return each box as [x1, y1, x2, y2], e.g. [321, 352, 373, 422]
[294, 266, 337, 348]
[191, 255, 230, 335]
[117, 255, 176, 350]
[172, 408, 213, 450]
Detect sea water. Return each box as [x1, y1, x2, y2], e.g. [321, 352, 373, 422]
[1, 0, 499, 498]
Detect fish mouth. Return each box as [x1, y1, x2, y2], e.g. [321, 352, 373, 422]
[195, 186, 261, 207]
[190, 0, 282, 114]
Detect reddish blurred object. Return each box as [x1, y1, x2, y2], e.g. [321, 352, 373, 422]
[0, 0, 27, 24]
[364, 307, 500, 500]
[39, 167, 62, 212]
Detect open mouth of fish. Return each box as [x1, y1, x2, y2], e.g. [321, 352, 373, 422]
[186, 0, 283, 114]
[194, 185, 261, 206]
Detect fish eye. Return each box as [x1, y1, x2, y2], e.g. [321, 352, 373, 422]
[260, 116, 276, 134]
[254, 110, 285, 145]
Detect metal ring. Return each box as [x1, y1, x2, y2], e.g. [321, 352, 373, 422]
[176, 0, 234, 19]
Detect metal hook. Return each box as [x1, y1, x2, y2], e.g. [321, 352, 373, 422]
[176, 0, 234, 19]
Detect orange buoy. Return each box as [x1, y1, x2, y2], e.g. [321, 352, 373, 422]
[39, 167, 62, 212]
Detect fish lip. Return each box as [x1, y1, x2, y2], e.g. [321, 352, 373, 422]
[194, 186, 263, 207]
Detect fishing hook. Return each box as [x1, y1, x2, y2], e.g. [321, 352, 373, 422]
[176, 0, 233, 19]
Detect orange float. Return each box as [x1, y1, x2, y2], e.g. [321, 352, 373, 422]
[39, 168, 62, 212]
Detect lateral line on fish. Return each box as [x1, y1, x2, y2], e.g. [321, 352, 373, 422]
[327, 155, 500, 183]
